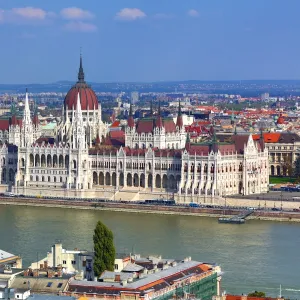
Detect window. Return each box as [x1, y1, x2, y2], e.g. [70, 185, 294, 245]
[57, 283, 63, 288]
[71, 260, 76, 265]
[114, 264, 118, 270]
[47, 282, 52, 287]
[62, 260, 66, 265]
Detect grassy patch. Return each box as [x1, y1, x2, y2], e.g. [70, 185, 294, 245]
[269, 176, 297, 184]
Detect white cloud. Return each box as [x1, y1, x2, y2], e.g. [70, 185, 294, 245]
[187, 9, 199, 17]
[115, 8, 146, 21]
[61, 7, 94, 20]
[64, 21, 97, 32]
[12, 7, 47, 20]
[0, 7, 55, 24]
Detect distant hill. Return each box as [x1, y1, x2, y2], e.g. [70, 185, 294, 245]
[1, 80, 300, 96]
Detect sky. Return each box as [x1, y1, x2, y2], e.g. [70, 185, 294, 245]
[0, 0, 300, 84]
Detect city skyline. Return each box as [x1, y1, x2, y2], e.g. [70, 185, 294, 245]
[0, 0, 300, 83]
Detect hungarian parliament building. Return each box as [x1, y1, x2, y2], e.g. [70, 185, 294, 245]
[0, 58, 269, 202]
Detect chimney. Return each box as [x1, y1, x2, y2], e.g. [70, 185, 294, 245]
[115, 274, 121, 282]
[44, 261, 48, 269]
[47, 270, 54, 278]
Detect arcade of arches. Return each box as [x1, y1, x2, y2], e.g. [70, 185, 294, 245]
[92, 171, 180, 190]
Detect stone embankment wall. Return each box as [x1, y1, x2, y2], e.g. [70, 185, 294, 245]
[1, 197, 300, 222]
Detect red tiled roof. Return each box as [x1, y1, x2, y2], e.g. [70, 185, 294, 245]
[226, 295, 278, 300]
[136, 119, 154, 133]
[0, 119, 22, 130]
[0, 120, 9, 131]
[111, 120, 121, 128]
[136, 118, 176, 134]
[64, 84, 98, 110]
[163, 119, 176, 133]
[110, 131, 125, 139]
[252, 133, 281, 143]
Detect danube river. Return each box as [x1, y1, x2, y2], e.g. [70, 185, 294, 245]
[0, 205, 299, 298]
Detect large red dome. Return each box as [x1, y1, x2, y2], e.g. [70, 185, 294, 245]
[64, 56, 99, 111]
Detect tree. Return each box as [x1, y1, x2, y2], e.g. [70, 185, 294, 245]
[294, 155, 300, 179]
[93, 220, 116, 277]
[280, 154, 294, 177]
[248, 291, 266, 297]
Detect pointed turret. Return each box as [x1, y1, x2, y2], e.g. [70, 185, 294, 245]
[23, 88, 32, 125]
[32, 101, 39, 126]
[10, 102, 18, 125]
[259, 129, 265, 151]
[176, 99, 183, 128]
[95, 134, 101, 146]
[185, 132, 191, 150]
[149, 99, 153, 116]
[156, 100, 163, 128]
[77, 54, 85, 83]
[75, 92, 83, 121]
[21, 88, 33, 147]
[127, 102, 135, 128]
[210, 126, 218, 153]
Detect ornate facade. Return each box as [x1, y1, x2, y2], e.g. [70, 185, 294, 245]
[0, 58, 269, 201]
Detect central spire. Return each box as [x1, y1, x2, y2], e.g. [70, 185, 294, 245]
[78, 54, 85, 83]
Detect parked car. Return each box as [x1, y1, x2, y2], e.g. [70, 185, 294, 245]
[271, 207, 281, 211]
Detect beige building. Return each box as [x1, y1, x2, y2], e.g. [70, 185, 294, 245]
[30, 242, 94, 281]
[252, 132, 300, 176]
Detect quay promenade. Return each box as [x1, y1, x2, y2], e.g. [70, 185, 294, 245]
[1, 196, 300, 222]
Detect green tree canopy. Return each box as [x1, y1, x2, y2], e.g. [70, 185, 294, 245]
[93, 220, 116, 277]
[294, 155, 300, 178]
[248, 291, 266, 297]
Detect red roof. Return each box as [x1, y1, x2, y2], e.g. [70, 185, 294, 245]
[136, 118, 176, 134]
[226, 295, 279, 300]
[277, 113, 284, 125]
[64, 84, 98, 110]
[252, 133, 281, 143]
[0, 120, 9, 130]
[110, 131, 125, 139]
[1, 118, 22, 130]
[111, 120, 121, 128]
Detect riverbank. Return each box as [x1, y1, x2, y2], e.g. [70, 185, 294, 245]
[1, 197, 300, 222]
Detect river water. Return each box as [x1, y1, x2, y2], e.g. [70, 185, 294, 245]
[0, 205, 299, 299]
